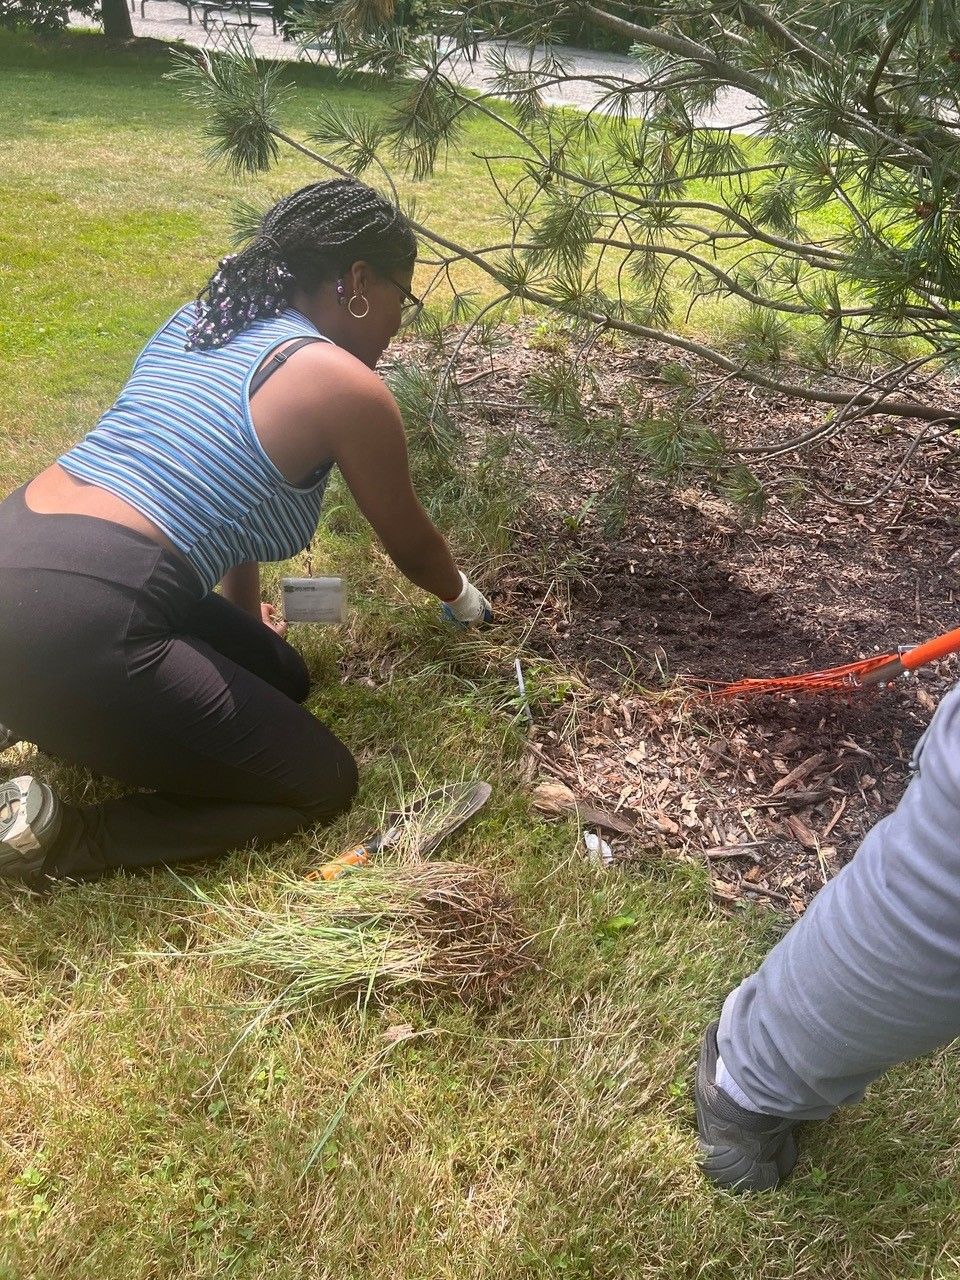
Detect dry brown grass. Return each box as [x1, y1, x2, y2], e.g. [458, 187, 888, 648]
[196, 860, 535, 1009]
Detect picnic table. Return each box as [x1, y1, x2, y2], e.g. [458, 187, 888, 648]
[200, 0, 278, 35]
[137, 0, 278, 36]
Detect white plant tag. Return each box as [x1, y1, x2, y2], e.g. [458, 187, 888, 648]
[584, 831, 614, 867]
[282, 577, 345, 624]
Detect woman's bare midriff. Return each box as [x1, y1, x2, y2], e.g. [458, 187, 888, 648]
[25, 464, 184, 559]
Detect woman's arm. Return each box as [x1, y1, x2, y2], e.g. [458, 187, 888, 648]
[220, 561, 288, 635]
[248, 343, 489, 613]
[332, 387, 463, 599]
[220, 561, 262, 618]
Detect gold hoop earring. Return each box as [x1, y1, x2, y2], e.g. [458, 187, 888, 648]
[348, 294, 370, 320]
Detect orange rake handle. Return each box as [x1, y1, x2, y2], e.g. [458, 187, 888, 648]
[859, 624, 960, 688]
[901, 625, 960, 671]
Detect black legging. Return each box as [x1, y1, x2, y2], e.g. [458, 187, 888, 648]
[0, 486, 357, 880]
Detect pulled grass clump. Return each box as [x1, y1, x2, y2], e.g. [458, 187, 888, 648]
[199, 862, 534, 1008]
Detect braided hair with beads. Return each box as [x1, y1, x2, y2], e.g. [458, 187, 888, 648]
[185, 179, 417, 351]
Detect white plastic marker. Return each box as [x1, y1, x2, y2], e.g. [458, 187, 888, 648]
[514, 658, 533, 723]
[583, 831, 614, 868]
[281, 577, 345, 624]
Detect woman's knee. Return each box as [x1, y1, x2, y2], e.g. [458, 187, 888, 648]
[324, 743, 359, 815]
[274, 643, 311, 704]
[293, 738, 359, 821]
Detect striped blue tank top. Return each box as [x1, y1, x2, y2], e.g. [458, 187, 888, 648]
[59, 304, 333, 594]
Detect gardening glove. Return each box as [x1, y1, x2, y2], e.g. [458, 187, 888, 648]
[440, 571, 493, 627]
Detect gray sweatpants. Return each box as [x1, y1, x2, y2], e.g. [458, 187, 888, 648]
[719, 682, 960, 1120]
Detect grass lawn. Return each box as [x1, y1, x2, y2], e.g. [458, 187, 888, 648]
[1, 27, 959, 1280]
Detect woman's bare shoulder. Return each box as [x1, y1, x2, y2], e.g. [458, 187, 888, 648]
[292, 341, 395, 408]
[249, 340, 402, 482]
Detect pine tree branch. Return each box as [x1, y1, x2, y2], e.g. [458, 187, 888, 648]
[271, 120, 954, 423]
[817, 418, 951, 507]
[731, 2, 832, 74]
[439, 84, 549, 164]
[734, 355, 950, 458]
[688, 164, 790, 180]
[587, 234, 951, 322]
[581, 1, 955, 182]
[433, 80, 844, 268]
[624, 201, 842, 267]
[540, 169, 844, 270]
[431, 292, 514, 422]
[578, 3, 773, 101]
[863, 1, 921, 113]
[590, 236, 815, 313]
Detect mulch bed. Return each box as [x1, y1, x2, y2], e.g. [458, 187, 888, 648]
[410, 327, 960, 913]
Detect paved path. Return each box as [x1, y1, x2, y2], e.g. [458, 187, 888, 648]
[72, 6, 760, 129]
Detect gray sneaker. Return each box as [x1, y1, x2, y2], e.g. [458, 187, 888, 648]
[695, 1020, 799, 1192]
[0, 775, 62, 883]
[0, 724, 19, 753]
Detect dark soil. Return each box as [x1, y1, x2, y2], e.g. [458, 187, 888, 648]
[419, 326, 960, 911]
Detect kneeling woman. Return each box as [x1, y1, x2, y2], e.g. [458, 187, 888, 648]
[0, 179, 490, 884]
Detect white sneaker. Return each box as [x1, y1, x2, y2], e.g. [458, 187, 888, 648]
[0, 776, 63, 882]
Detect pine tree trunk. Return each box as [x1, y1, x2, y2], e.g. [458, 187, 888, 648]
[101, 0, 134, 38]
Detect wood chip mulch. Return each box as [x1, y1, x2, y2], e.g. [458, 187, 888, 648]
[402, 325, 960, 913]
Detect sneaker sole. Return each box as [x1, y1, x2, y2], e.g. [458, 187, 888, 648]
[0, 776, 62, 880]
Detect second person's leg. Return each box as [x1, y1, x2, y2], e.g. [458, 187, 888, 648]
[696, 683, 960, 1189]
[718, 683, 960, 1121]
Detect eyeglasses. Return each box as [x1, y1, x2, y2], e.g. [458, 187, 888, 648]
[388, 278, 424, 325]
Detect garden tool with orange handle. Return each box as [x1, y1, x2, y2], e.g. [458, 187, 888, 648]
[305, 780, 493, 882]
[704, 624, 960, 701]
[309, 829, 396, 882]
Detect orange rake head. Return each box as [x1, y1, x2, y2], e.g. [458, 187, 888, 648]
[701, 625, 960, 702]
